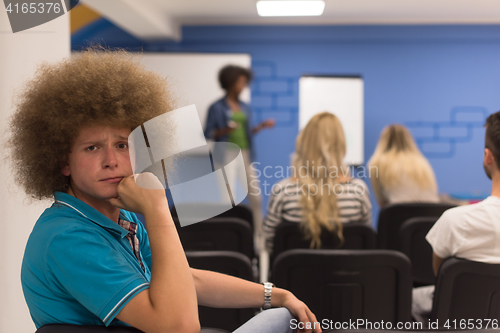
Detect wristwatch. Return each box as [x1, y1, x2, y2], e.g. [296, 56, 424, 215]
[262, 282, 275, 310]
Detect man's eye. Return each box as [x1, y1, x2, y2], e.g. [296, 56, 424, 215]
[117, 143, 129, 149]
[86, 146, 97, 152]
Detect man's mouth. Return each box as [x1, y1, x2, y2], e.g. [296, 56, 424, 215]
[100, 177, 124, 183]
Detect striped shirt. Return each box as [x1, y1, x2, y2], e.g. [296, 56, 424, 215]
[263, 177, 372, 252]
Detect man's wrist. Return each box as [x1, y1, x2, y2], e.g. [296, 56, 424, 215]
[262, 282, 274, 309]
[143, 205, 174, 226]
[270, 287, 290, 308]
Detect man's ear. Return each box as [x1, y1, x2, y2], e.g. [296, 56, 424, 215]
[484, 148, 495, 166]
[61, 161, 70, 177]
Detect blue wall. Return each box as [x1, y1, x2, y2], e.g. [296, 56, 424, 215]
[73, 22, 500, 226]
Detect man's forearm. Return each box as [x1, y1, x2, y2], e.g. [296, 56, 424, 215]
[145, 207, 198, 319]
[192, 268, 289, 308]
[432, 252, 445, 276]
[115, 179, 200, 333]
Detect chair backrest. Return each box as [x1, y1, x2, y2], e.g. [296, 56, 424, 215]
[377, 203, 455, 250]
[399, 216, 437, 286]
[186, 251, 256, 332]
[36, 325, 229, 333]
[171, 204, 253, 228]
[431, 257, 500, 322]
[217, 204, 253, 228]
[272, 222, 376, 262]
[178, 217, 253, 258]
[272, 249, 412, 324]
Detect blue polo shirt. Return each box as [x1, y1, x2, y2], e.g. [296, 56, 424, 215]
[21, 192, 152, 329]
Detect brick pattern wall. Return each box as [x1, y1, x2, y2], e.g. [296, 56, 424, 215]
[406, 107, 488, 158]
[251, 61, 296, 127]
[251, 61, 487, 161]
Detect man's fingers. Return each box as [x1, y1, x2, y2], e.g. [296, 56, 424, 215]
[296, 306, 321, 333]
[305, 307, 318, 324]
[134, 172, 164, 190]
[297, 310, 313, 333]
[305, 307, 321, 333]
[107, 197, 125, 209]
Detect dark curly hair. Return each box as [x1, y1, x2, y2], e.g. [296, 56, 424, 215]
[218, 65, 252, 91]
[8, 47, 176, 200]
[485, 110, 500, 168]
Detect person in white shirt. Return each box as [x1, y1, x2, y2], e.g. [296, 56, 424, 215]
[412, 111, 500, 322]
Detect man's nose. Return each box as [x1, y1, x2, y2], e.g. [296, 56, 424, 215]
[102, 146, 118, 168]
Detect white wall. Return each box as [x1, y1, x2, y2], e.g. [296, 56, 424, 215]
[0, 11, 70, 333]
[138, 53, 251, 127]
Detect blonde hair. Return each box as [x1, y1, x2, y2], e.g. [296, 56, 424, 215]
[368, 124, 437, 206]
[293, 112, 347, 248]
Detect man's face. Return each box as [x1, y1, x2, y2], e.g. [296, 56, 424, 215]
[62, 126, 133, 203]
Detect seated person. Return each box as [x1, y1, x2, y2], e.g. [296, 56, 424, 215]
[368, 124, 440, 207]
[12, 48, 321, 333]
[262, 112, 372, 253]
[412, 111, 500, 323]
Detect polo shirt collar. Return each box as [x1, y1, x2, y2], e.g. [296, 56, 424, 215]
[54, 191, 130, 238]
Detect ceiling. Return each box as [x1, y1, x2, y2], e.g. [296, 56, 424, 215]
[80, 0, 500, 40]
[150, 0, 500, 25]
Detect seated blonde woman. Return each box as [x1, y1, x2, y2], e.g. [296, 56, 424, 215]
[262, 112, 372, 253]
[368, 124, 440, 207]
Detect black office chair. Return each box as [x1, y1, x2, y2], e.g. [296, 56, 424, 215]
[172, 204, 253, 229]
[431, 257, 500, 322]
[272, 249, 412, 324]
[186, 251, 257, 332]
[377, 203, 455, 250]
[36, 325, 229, 332]
[272, 222, 376, 263]
[399, 216, 437, 286]
[178, 217, 254, 258]
[217, 204, 253, 228]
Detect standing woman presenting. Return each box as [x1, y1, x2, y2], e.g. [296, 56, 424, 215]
[205, 65, 275, 253]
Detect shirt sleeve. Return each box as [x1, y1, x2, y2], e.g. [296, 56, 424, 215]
[204, 103, 218, 140]
[357, 180, 373, 228]
[46, 228, 150, 326]
[426, 208, 466, 259]
[262, 181, 288, 252]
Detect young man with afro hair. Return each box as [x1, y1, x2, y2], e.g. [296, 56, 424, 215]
[10, 48, 320, 333]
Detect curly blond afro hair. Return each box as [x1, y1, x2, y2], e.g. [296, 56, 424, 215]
[8, 47, 176, 200]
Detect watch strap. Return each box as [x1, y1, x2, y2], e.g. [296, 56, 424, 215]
[262, 282, 274, 309]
